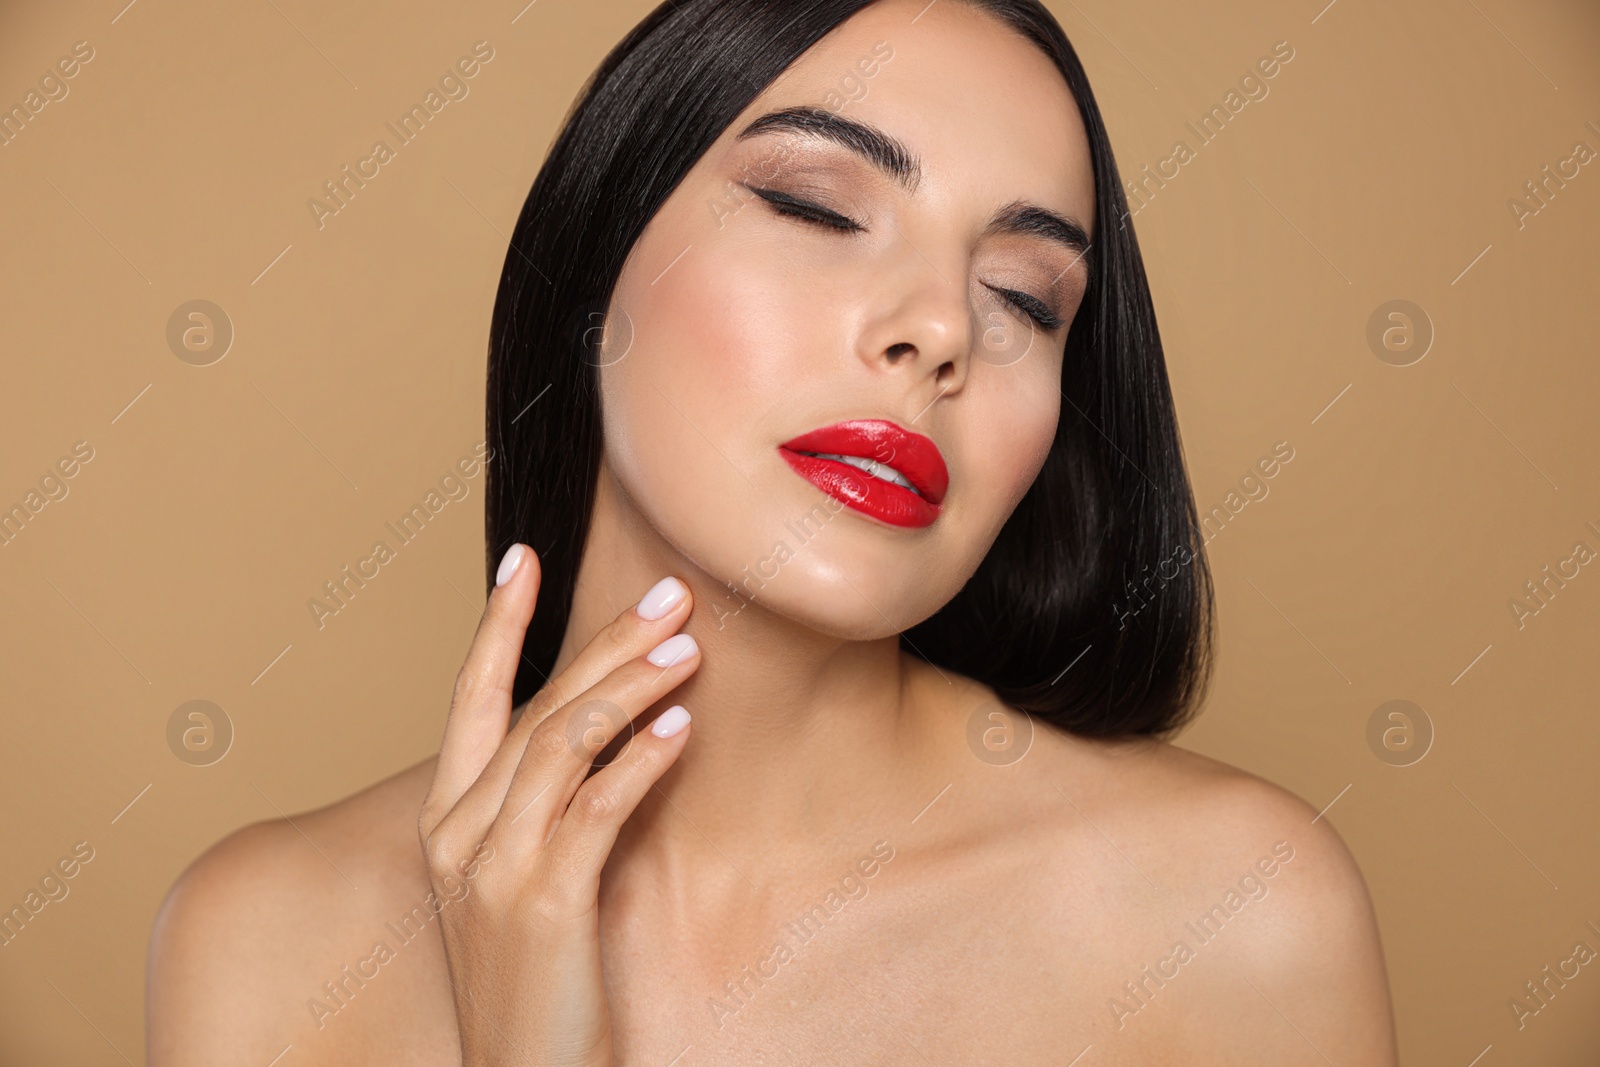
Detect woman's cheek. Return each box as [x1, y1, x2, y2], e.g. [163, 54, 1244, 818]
[994, 300, 1082, 482]
[1021, 379, 1060, 479]
[599, 237, 803, 550]
[978, 366, 1060, 513]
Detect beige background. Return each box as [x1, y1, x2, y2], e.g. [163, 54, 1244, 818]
[2, 0, 1598, 1062]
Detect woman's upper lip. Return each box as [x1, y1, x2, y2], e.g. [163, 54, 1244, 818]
[777, 419, 949, 505]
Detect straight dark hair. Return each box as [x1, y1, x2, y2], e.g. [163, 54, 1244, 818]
[486, 0, 1214, 739]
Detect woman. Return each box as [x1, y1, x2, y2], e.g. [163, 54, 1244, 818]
[148, 0, 1399, 1062]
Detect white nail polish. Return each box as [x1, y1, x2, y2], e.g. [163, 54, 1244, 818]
[652, 705, 691, 738]
[496, 544, 526, 587]
[636, 576, 687, 620]
[646, 633, 697, 668]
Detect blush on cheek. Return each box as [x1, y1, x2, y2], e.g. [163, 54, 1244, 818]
[641, 241, 783, 397]
[659, 257, 834, 458]
[598, 244, 782, 527]
[993, 388, 1060, 506]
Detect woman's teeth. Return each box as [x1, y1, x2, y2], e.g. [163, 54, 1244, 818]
[799, 451, 920, 496]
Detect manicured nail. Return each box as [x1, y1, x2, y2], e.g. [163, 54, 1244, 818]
[496, 544, 526, 587]
[646, 633, 698, 668]
[636, 576, 687, 621]
[652, 705, 691, 738]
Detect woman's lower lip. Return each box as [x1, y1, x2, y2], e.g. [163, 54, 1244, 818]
[777, 449, 941, 528]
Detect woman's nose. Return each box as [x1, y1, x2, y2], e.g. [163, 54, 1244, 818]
[856, 244, 974, 399]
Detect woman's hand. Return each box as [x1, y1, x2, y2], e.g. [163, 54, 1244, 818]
[418, 544, 700, 1067]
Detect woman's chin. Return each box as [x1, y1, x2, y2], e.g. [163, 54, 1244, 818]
[693, 547, 953, 642]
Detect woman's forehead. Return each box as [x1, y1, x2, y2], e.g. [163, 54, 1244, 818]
[727, 2, 1095, 231]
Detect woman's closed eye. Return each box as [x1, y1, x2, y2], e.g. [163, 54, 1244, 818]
[982, 284, 1063, 332]
[746, 184, 862, 232]
[745, 184, 1064, 332]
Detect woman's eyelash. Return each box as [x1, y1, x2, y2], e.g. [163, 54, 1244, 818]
[989, 286, 1064, 332]
[747, 184, 1063, 331]
[746, 186, 863, 232]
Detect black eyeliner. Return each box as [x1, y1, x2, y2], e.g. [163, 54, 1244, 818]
[744, 184, 862, 231]
[986, 283, 1063, 331]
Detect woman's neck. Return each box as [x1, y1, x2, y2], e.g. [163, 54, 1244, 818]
[551, 464, 966, 895]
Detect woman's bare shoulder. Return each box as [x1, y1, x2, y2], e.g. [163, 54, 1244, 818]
[147, 757, 440, 1066]
[1028, 725, 1349, 869]
[1021, 727, 1399, 1060]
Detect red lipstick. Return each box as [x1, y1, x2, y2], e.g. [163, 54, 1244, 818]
[777, 419, 949, 528]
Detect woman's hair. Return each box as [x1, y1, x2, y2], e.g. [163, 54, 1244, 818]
[485, 0, 1215, 739]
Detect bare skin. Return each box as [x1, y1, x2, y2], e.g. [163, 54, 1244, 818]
[147, 548, 1395, 1064]
[148, 2, 1399, 1063]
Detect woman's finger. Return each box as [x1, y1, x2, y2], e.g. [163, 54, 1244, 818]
[420, 543, 541, 838]
[430, 576, 694, 849]
[537, 705, 692, 912]
[487, 633, 701, 866]
[516, 576, 694, 735]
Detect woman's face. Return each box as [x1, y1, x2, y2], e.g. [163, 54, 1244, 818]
[597, 0, 1097, 637]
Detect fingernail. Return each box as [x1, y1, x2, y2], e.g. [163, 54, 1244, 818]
[646, 632, 698, 668]
[636, 576, 687, 620]
[496, 544, 526, 587]
[652, 705, 691, 738]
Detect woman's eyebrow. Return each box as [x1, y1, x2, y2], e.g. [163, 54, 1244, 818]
[985, 202, 1094, 275]
[737, 106, 922, 192]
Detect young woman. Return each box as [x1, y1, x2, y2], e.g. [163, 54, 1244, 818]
[148, 0, 1399, 1063]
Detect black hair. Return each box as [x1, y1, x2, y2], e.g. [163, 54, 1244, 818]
[485, 0, 1214, 739]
